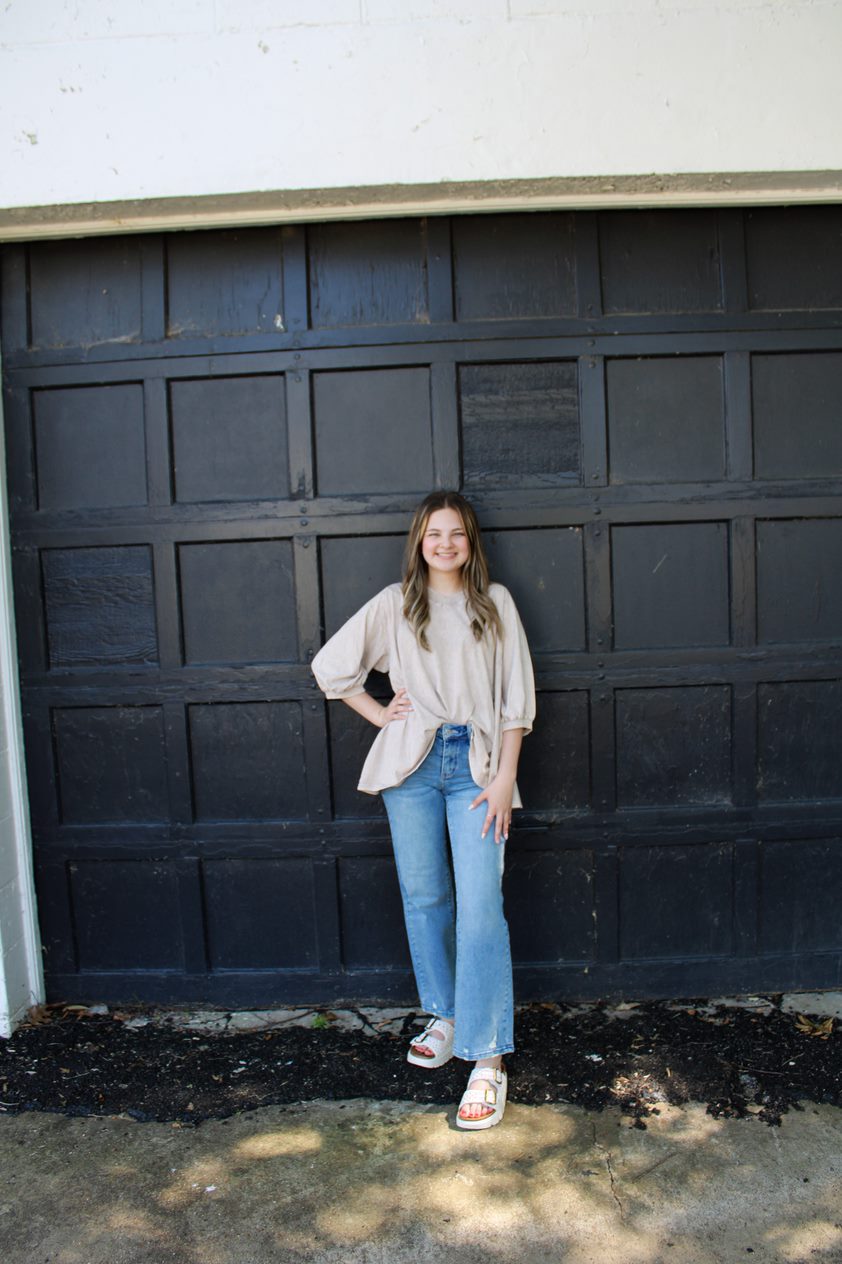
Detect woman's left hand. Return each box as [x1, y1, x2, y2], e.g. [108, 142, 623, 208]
[470, 774, 515, 845]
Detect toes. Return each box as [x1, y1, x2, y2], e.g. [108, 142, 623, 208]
[459, 1105, 494, 1120]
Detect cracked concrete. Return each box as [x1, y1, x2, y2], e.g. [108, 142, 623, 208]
[2, 1098, 842, 1263]
[3, 992, 842, 1261]
[591, 1117, 625, 1218]
[72, 989, 842, 1038]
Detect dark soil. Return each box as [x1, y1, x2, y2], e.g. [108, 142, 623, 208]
[1, 1000, 839, 1129]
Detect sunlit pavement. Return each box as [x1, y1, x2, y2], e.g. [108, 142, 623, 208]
[2, 1097, 842, 1263]
[2, 991, 841, 1264]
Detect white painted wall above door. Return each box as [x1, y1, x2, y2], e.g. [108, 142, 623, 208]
[1, 0, 842, 219]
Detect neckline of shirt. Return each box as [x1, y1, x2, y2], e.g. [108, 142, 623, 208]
[427, 585, 467, 605]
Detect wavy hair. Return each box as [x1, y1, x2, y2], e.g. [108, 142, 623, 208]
[402, 491, 502, 650]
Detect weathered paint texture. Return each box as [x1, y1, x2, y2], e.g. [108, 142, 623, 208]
[1, 0, 842, 213]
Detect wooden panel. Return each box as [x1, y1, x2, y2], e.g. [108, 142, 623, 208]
[484, 528, 586, 653]
[459, 360, 580, 488]
[746, 206, 842, 310]
[757, 681, 842, 802]
[54, 706, 169, 825]
[28, 236, 143, 349]
[338, 857, 412, 969]
[616, 686, 733, 808]
[618, 843, 733, 960]
[516, 692, 590, 812]
[166, 228, 284, 336]
[752, 352, 842, 480]
[506, 850, 596, 963]
[6, 206, 842, 1007]
[606, 356, 726, 483]
[612, 523, 730, 650]
[34, 384, 147, 509]
[308, 219, 428, 327]
[320, 535, 405, 637]
[599, 210, 723, 313]
[188, 702, 308, 821]
[312, 367, 433, 496]
[179, 539, 297, 664]
[759, 838, 842, 954]
[42, 546, 158, 668]
[69, 860, 183, 971]
[328, 702, 387, 820]
[170, 375, 288, 503]
[756, 519, 842, 644]
[203, 859, 318, 969]
[452, 212, 577, 320]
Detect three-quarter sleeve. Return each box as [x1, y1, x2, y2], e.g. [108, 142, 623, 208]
[494, 585, 536, 735]
[311, 586, 395, 700]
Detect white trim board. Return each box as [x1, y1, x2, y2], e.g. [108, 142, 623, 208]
[2, 170, 842, 242]
[0, 351, 43, 1039]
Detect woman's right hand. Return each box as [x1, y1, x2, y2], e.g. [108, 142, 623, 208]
[378, 687, 413, 727]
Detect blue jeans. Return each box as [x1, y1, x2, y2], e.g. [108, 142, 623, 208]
[381, 724, 514, 1060]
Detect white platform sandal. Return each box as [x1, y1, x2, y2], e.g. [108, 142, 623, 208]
[406, 1016, 455, 1067]
[456, 1064, 507, 1130]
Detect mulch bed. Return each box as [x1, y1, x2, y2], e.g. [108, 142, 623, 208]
[1, 999, 839, 1128]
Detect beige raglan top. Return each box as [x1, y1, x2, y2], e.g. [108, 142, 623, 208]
[311, 582, 536, 806]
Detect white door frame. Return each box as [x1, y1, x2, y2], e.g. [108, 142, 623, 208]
[0, 355, 43, 1037]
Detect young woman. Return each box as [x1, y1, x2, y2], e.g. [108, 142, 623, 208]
[312, 491, 535, 1129]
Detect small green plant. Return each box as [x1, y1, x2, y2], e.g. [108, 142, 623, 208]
[311, 1013, 330, 1030]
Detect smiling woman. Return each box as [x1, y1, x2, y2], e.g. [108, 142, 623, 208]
[312, 491, 536, 1129]
[421, 508, 470, 576]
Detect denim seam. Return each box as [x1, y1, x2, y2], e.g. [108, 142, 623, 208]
[454, 1045, 515, 1061]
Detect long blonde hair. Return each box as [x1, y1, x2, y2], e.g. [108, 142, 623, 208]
[402, 491, 502, 651]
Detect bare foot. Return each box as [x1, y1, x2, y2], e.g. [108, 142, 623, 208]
[458, 1055, 503, 1122]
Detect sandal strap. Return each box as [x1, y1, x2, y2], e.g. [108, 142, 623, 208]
[460, 1087, 498, 1106]
[416, 1018, 451, 1041]
[467, 1065, 504, 1086]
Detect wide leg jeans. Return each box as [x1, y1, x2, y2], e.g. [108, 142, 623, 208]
[381, 723, 514, 1060]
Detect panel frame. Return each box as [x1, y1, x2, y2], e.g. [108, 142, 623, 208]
[3, 207, 842, 1006]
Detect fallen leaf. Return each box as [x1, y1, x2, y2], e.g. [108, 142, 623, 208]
[795, 1014, 834, 1039]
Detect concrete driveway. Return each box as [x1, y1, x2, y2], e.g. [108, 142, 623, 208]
[2, 1095, 842, 1263]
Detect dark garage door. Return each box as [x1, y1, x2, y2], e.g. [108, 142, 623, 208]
[2, 206, 842, 1006]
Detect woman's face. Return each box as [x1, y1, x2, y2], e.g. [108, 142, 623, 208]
[421, 507, 470, 577]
